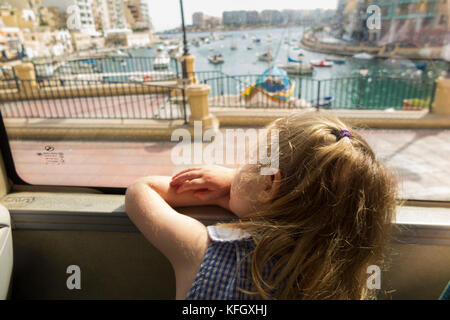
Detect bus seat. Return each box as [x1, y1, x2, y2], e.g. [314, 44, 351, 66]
[0, 204, 13, 299]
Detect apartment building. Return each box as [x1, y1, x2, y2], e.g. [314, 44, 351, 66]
[42, 0, 97, 35]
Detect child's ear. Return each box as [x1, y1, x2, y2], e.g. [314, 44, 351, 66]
[258, 170, 281, 203]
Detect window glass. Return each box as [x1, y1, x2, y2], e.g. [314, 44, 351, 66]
[1, 1, 449, 202]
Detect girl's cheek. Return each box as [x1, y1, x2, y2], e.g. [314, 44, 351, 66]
[229, 194, 251, 218]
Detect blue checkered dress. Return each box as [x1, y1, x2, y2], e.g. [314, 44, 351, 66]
[186, 226, 262, 300]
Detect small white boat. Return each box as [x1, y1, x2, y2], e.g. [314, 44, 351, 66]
[353, 52, 374, 60]
[153, 53, 170, 69]
[208, 54, 224, 64]
[231, 44, 237, 50]
[310, 60, 333, 67]
[247, 45, 253, 50]
[279, 63, 313, 75]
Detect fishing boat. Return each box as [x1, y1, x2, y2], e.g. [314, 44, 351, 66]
[325, 56, 346, 64]
[253, 37, 262, 44]
[353, 52, 374, 60]
[312, 96, 334, 107]
[310, 60, 333, 67]
[241, 66, 296, 103]
[400, 60, 427, 70]
[231, 44, 237, 50]
[288, 56, 302, 63]
[208, 54, 224, 64]
[279, 63, 313, 75]
[247, 45, 253, 50]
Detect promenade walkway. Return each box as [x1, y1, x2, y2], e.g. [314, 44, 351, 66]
[8, 128, 450, 201]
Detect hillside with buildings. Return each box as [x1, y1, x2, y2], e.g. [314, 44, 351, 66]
[0, 0, 156, 60]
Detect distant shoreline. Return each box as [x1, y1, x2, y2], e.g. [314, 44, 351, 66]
[158, 24, 310, 35]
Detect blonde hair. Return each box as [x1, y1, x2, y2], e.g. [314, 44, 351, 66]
[224, 112, 397, 300]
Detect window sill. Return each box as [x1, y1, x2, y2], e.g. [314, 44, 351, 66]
[1, 191, 449, 246]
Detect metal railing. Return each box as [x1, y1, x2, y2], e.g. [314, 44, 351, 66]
[0, 79, 187, 121]
[33, 56, 182, 86]
[196, 72, 435, 111]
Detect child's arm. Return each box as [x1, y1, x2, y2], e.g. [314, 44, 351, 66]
[125, 176, 211, 297]
[129, 175, 230, 209]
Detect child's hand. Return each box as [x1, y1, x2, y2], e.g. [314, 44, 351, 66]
[170, 166, 235, 202]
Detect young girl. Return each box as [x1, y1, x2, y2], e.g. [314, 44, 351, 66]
[125, 112, 397, 300]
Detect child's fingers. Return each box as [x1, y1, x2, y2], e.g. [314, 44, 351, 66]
[171, 167, 201, 181]
[170, 170, 202, 186]
[176, 179, 207, 193]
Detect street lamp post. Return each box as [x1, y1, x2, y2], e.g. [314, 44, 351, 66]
[179, 0, 189, 80]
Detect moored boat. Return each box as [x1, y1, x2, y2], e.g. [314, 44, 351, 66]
[353, 52, 374, 60]
[208, 54, 224, 64]
[279, 63, 313, 75]
[325, 56, 346, 64]
[153, 53, 170, 69]
[258, 51, 272, 62]
[310, 60, 333, 67]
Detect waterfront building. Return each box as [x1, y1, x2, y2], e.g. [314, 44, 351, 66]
[37, 6, 67, 30]
[260, 9, 284, 26]
[246, 11, 260, 26]
[0, 25, 23, 55]
[193, 12, 204, 28]
[71, 30, 104, 50]
[125, 0, 153, 31]
[222, 10, 247, 27]
[374, 0, 450, 47]
[193, 12, 221, 29]
[105, 0, 130, 32]
[0, 3, 38, 31]
[42, 0, 98, 36]
[91, 0, 110, 33]
[203, 16, 221, 28]
[334, 0, 449, 47]
[281, 9, 302, 25]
